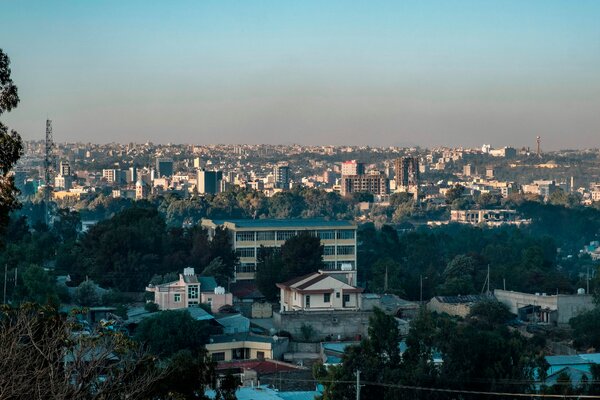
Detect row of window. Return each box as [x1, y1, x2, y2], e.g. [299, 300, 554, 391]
[323, 261, 356, 270]
[305, 292, 351, 307]
[235, 229, 356, 242]
[323, 246, 355, 256]
[237, 263, 256, 273]
[237, 246, 354, 259]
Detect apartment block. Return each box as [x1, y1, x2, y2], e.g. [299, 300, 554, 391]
[201, 218, 358, 281]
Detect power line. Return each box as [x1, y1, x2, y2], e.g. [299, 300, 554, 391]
[258, 376, 600, 398]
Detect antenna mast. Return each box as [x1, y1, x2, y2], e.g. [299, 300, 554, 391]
[43, 119, 55, 225]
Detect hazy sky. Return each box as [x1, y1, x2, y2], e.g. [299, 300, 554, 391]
[2, 1, 599, 149]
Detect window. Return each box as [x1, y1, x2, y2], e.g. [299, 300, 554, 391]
[337, 230, 355, 240]
[256, 231, 275, 241]
[305, 295, 311, 308]
[236, 231, 255, 242]
[323, 261, 336, 270]
[257, 351, 265, 360]
[188, 285, 199, 300]
[323, 246, 336, 256]
[337, 245, 355, 255]
[236, 248, 256, 258]
[343, 294, 350, 305]
[337, 261, 355, 268]
[174, 293, 181, 302]
[317, 230, 335, 240]
[336, 292, 340, 298]
[324, 293, 331, 303]
[212, 352, 225, 361]
[236, 263, 256, 273]
[277, 231, 296, 241]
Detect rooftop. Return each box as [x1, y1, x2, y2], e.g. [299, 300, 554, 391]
[208, 332, 281, 345]
[204, 218, 356, 229]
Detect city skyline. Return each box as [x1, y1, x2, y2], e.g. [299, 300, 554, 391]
[2, 0, 599, 149]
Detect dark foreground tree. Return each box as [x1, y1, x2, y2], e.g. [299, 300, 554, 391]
[0, 49, 24, 241]
[0, 303, 163, 400]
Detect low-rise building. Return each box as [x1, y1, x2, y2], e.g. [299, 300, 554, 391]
[428, 295, 487, 318]
[276, 271, 363, 312]
[206, 333, 289, 362]
[145, 268, 233, 313]
[450, 209, 529, 226]
[494, 289, 594, 325]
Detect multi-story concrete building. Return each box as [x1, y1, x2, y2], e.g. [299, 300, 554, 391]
[155, 157, 174, 178]
[201, 218, 358, 281]
[341, 160, 365, 176]
[450, 209, 527, 226]
[273, 164, 290, 189]
[340, 171, 389, 196]
[395, 157, 419, 190]
[197, 169, 223, 194]
[102, 169, 124, 184]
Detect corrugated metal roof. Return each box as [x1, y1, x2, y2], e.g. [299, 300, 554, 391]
[434, 295, 485, 304]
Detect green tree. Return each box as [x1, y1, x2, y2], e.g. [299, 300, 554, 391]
[467, 299, 513, 327]
[445, 184, 465, 204]
[22, 264, 58, 305]
[157, 349, 217, 400]
[569, 308, 600, 350]
[134, 310, 211, 357]
[74, 280, 102, 307]
[0, 49, 23, 241]
[280, 231, 324, 278]
[255, 246, 284, 301]
[207, 226, 237, 284]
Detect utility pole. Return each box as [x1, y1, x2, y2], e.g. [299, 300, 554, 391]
[420, 275, 423, 304]
[384, 265, 388, 293]
[487, 264, 490, 295]
[355, 369, 361, 400]
[3, 264, 7, 304]
[587, 266, 590, 294]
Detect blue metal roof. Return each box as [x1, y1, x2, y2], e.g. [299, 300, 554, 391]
[199, 276, 218, 292]
[208, 218, 356, 229]
[322, 342, 358, 354]
[545, 355, 590, 366]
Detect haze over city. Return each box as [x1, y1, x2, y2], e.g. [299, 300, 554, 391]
[2, 0, 599, 149]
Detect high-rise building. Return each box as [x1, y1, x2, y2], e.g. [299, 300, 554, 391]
[54, 174, 73, 190]
[193, 157, 202, 169]
[126, 166, 138, 183]
[155, 158, 174, 178]
[341, 160, 365, 176]
[273, 164, 290, 189]
[340, 171, 389, 196]
[463, 164, 473, 177]
[59, 160, 71, 176]
[197, 169, 223, 194]
[395, 157, 420, 189]
[135, 179, 149, 200]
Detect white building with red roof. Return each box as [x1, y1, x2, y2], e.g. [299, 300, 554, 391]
[276, 271, 363, 312]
